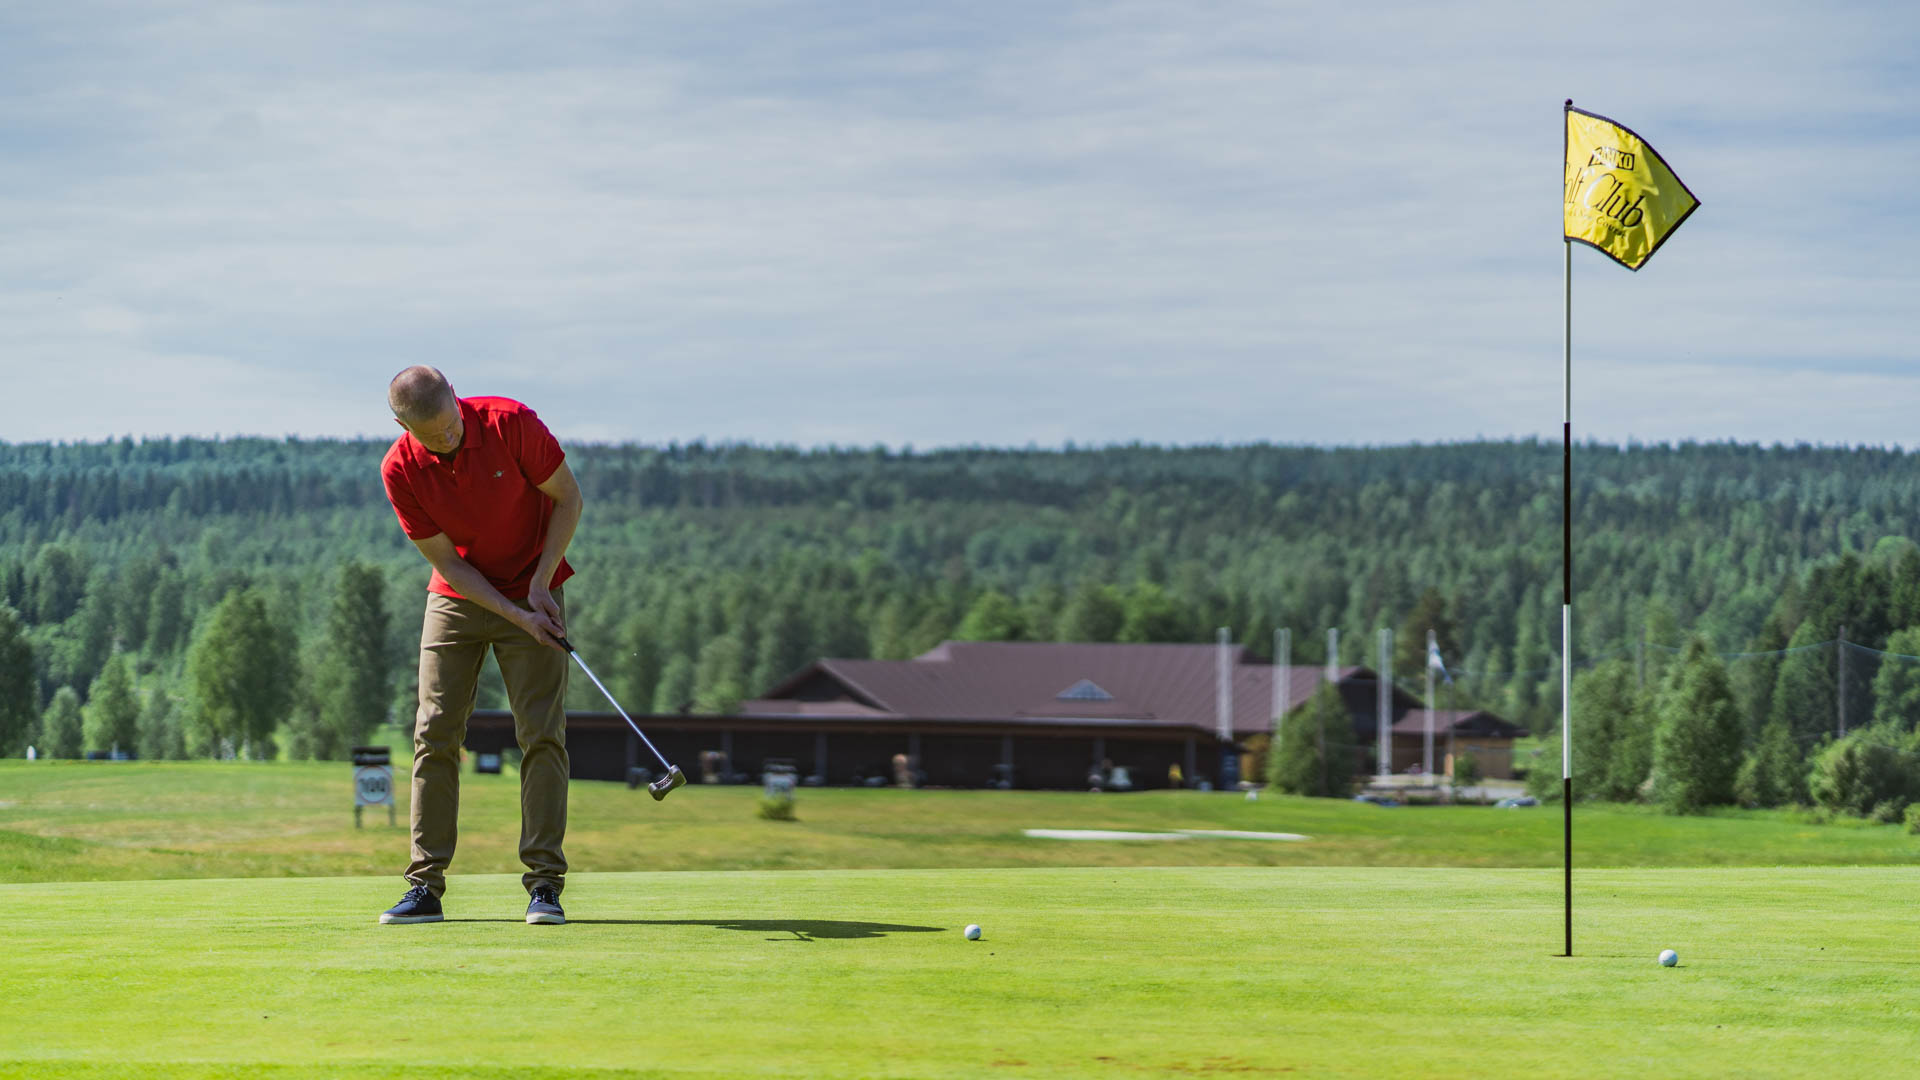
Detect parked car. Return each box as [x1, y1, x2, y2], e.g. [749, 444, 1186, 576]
[1495, 795, 1539, 808]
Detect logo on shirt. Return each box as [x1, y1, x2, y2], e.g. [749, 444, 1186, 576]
[493, 470, 504, 478]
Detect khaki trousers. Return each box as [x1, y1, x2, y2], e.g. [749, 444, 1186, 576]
[407, 590, 569, 897]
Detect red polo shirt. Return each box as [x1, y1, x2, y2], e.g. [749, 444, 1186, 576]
[381, 396, 575, 601]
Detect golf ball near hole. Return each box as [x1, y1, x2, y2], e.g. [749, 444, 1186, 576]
[964, 924, 982, 940]
[1658, 949, 1678, 967]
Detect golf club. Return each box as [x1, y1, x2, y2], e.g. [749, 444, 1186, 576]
[556, 636, 687, 800]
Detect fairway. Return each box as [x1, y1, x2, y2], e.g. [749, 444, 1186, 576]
[6, 866, 1919, 1080]
[7, 761, 1920, 883]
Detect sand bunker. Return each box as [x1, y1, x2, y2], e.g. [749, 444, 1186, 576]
[1023, 829, 1188, 841]
[1022, 828, 1308, 842]
[1176, 829, 1308, 841]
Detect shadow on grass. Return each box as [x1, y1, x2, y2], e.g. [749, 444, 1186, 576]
[441, 918, 943, 940]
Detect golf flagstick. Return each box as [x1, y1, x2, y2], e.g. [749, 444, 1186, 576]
[557, 636, 687, 801]
[1560, 99, 1699, 957]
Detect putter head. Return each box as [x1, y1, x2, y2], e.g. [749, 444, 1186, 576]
[648, 765, 687, 801]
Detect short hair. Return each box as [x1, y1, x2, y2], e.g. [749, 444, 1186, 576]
[388, 366, 456, 424]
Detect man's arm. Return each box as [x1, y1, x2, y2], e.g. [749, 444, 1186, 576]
[409, 533, 568, 649]
[525, 461, 583, 638]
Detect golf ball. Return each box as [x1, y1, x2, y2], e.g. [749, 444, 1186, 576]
[1658, 949, 1678, 967]
[964, 924, 982, 940]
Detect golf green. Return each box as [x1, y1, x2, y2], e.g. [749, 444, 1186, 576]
[6, 866, 1917, 1078]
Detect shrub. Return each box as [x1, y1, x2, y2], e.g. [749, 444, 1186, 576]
[1808, 726, 1919, 819]
[1451, 753, 1482, 791]
[1906, 803, 1920, 835]
[1523, 736, 1561, 802]
[757, 796, 797, 821]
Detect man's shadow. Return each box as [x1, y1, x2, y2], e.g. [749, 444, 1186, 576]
[444, 918, 942, 941]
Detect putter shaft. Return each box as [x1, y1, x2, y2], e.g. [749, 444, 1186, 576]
[559, 639, 674, 774]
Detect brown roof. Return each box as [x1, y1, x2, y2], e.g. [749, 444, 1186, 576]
[750, 640, 1385, 736]
[1390, 708, 1524, 738]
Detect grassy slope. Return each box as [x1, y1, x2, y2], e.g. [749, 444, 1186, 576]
[4, 760, 1920, 884]
[5, 867, 1919, 1079]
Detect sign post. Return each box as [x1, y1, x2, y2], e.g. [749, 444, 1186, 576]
[352, 746, 394, 828]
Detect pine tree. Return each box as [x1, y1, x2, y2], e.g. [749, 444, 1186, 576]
[1604, 688, 1658, 802]
[145, 571, 188, 657]
[694, 635, 748, 713]
[82, 652, 140, 755]
[652, 654, 696, 713]
[1394, 587, 1458, 676]
[0, 606, 36, 756]
[1267, 682, 1358, 798]
[307, 562, 392, 758]
[1869, 627, 1920, 732]
[809, 593, 868, 660]
[1569, 660, 1640, 800]
[1652, 637, 1744, 813]
[1890, 545, 1920, 631]
[618, 615, 664, 712]
[118, 555, 164, 653]
[903, 606, 952, 657]
[750, 596, 812, 694]
[1768, 620, 1835, 748]
[1057, 583, 1124, 643]
[866, 595, 915, 660]
[48, 583, 117, 699]
[136, 689, 184, 761]
[28, 546, 86, 625]
[1016, 587, 1056, 643]
[955, 591, 1025, 642]
[1640, 596, 1683, 686]
[655, 593, 700, 663]
[184, 589, 297, 758]
[1735, 717, 1805, 808]
[42, 686, 84, 759]
[1117, 582, 1194, 643]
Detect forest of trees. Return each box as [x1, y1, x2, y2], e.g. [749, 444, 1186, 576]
[5, 435, 1920, 822]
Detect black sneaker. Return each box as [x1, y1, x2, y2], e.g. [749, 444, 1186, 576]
[526, 885, 566, 925]
[379, 884, 443, 925]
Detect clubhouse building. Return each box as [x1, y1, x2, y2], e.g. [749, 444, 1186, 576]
[467, 640, 1525, 790]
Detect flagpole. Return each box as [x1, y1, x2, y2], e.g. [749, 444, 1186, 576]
[1561, 100, 1575, 960]
[1557, 100, 1697, 955]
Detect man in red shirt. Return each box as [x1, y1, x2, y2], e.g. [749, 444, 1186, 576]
[376, 366, 583, 926]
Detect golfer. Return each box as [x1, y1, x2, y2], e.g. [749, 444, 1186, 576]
[376, 366, 583, 926]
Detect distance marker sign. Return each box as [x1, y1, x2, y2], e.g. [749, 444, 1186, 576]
[354, 765, 394, 807]
[350, 746, 395, 827]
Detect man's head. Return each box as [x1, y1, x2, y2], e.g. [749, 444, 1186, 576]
[389, 366, 463, 454]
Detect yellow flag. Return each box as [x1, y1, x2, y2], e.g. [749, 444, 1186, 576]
[1563, 104, 1699, 270]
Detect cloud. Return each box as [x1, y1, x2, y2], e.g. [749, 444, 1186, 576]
[0, 0, 1914, 447]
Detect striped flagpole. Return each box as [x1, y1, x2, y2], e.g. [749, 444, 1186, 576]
[1562, 98, 1576, 957]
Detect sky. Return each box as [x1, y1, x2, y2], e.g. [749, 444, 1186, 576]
[1, 1, 1915, 448]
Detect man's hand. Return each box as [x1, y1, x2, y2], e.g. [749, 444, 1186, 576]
[524, 583, 568, 650]
[407, 533, 569, 650]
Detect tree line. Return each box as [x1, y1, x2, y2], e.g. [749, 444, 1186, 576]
[5, 435, 1920, 813]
